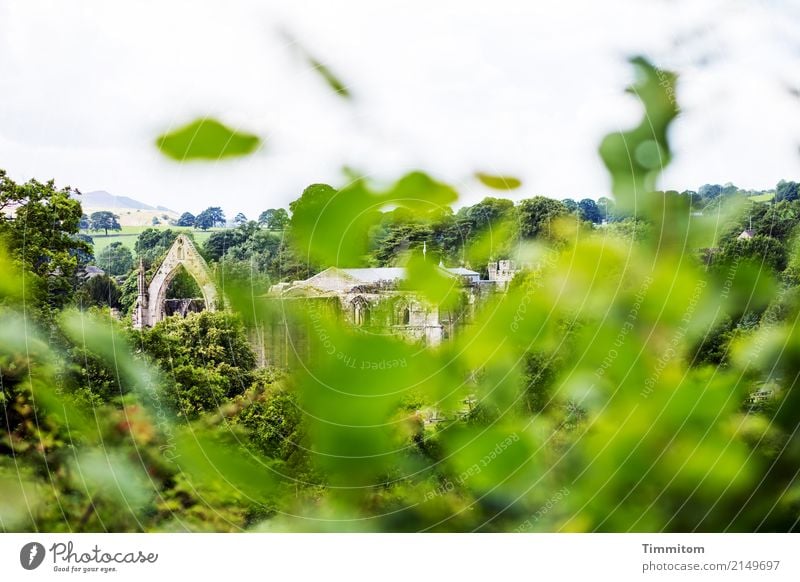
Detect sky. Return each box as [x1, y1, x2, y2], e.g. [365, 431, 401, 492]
[1, 0, 799, 218]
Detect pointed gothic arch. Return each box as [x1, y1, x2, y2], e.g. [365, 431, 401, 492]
[351, 295, 371, 327]
[392, 298, 411, 325]
[133, 234, 218, 329]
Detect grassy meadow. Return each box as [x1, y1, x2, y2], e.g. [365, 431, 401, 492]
[748, 192, 775, 203]
[86, 225, 224, 255]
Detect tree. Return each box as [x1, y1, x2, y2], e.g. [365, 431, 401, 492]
[194, 208, 214, 230]
[235, 386, 304, 462]
[233, 212, 248, 227]
[597, 196, 616, 222]
[562, 198, 578, 213]
[89, 211, 121, 235]
[96, 241, 134, 276]
[176, 212, 196, 227]
[165, 264, 202, 299]
[73, 233, 95, 265]
[681, 190, 702, 209]
[0, 170, 90, 310]
[195, 207, 225, 230]
[203, 228, 251, 262]
[151, 216, 160, 226]
[134, 228, 179, 267]
[776, 180, 799, 203]
[373, 223, 433, 265]
[138, 311, 257, 417]
[698, 184, 723, 200]
[209, 207, 226, 227]
[578, 198, 602, 223]
[716, 234, 787, 273]
[258, 208, 290, 230]
[79, 213, 90, 231]
[517, 196, 569, 239]
[465, 197, 515, 230]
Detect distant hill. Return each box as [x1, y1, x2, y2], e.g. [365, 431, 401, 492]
[74, 190, 179, 227]
[75, 190, 175, 213]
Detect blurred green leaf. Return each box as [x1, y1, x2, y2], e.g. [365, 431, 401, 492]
[475, 172, 522, 190]
[289, 172, 458, 266]
[156, 118, 261, 161]
[281, 29, 352, 99]
[308, 56, 351, 98]
[69, 449, 153, 510]
[173, 428, 279, 504]
[403, 254, 462, 310]
[0, 463, 42, 531]
[599, 57, 679, 214]
[60, 310, 162, 411]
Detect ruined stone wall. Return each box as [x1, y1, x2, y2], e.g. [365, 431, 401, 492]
[134, 234, 218, 328]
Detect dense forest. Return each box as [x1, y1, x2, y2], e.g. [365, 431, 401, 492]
[2, 59, 800, 532]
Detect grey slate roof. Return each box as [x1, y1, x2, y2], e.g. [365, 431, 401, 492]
[445, 267, 480, 276]
[338, 267, 407, 282]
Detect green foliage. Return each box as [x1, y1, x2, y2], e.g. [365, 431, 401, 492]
[372, 222, 432, 265]
[202, 222, 280, 287]
[404, 253, 463, 310]
[517, 196, 569, 239]
[717, 234, 788, 273]
[138, 311, 257, 417]
[203, 226, 252, 262]
[258, 208, 289, 230]
[77, 274, 122, 309]
[288, 173, 458, 267]
[0, 171, 90, 312]
[465, 196, 515, 230]
[176, 211, 196, 227]
[776, 179, 799, 202]
[96, 241, 134, 275]
[578, 198, 602, 223]
[156, 118, 260, 161]
[134, 228, 180, 266]
[234, 380, 305, 464]
[118, 269, 140, 314]
[165, 264, 203, 299]
[195, 206, 225, 230]
[89, 210, 121, 235]
[603, 217, 651, 241]
[282, 30, 352, 99]
[599, 57, 678, 214]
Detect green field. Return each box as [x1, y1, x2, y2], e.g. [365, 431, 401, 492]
[87, 226, 224, 255]
[749, 192, 775, 203]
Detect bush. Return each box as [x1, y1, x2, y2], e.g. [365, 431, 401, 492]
[138, 311, 257, 417]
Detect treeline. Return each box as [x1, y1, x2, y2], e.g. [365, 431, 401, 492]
[83, 175, 800, 318]
[3, 165, 798, 323]
[174, 207, 290, 230]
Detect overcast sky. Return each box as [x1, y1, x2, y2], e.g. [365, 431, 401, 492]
[1, 0, 799, 217]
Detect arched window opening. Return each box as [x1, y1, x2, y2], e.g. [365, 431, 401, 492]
[164, 264, 205, 318]
[352, 296, 371, 327]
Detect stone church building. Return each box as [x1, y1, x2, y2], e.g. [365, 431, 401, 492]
[259, 261, 518, 367]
